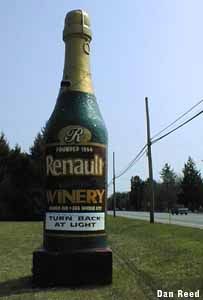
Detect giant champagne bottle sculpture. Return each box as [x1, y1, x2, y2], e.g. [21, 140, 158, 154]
[32, 9, 112, 287]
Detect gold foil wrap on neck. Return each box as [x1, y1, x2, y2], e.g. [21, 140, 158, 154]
[62, 9, 94, 94]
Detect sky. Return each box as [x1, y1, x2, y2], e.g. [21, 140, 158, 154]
[1, 0, 203, 195]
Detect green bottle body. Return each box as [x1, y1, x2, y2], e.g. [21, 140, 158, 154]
[44, 89, 108, 251]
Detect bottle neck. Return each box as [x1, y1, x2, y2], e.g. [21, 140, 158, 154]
[62, 36, 94, 94]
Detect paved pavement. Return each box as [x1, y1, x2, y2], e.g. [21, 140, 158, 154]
[108, 211, 203, 229]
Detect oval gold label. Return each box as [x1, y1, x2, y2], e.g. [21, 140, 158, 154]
[58, 126, 92, 144]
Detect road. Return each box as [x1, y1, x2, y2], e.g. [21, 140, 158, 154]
[108, 211, 203, 229]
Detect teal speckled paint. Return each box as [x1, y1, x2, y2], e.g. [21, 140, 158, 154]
[44, 90, 108, 252]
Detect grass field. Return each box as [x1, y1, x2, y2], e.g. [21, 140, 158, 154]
[0, 216, 202, 300]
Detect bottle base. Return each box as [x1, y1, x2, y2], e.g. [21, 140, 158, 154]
[32, 247, 112, 287]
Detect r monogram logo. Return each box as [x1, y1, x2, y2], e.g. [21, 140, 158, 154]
[58, 126, 92, 144]
[64, 127, 84, 143]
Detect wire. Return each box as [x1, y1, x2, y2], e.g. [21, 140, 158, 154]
[115, 147, 146, 179]
[151, 99, 203, 140]
[115, 144, 147, 178]
[151, 110, 203, 145]
[107, 145, 147, 186]
[115, 146, 147, 179]
[107, 99, 203, 187]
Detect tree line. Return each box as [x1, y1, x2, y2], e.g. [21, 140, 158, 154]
[108, 158, 203, 212]
[0, 131, 45, 220]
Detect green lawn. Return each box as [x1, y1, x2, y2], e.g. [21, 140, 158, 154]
[0, 216, 202, 300]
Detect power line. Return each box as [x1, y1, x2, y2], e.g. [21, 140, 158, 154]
[116, 145, 147, 177]
[107, 145, 147, 187]
[151, 110, 203, 145]
[118, 149, 147, 178]
[151, 99, 203, 140]
[107, 99, 203, 187]
[115, 145, 147, 179]
[107, 99, 203, 194]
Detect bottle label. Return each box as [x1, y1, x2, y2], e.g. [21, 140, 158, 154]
[45, 212, 105, 231]
[45, 126, 107, 232]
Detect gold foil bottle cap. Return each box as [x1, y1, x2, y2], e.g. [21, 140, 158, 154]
[63, 9, 92, 42]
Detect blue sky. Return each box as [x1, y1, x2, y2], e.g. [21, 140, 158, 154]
[1, 1, 203, 195]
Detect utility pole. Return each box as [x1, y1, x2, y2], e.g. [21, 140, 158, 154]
[113, 152, 116, 217]
[145, 97, 155, 223]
